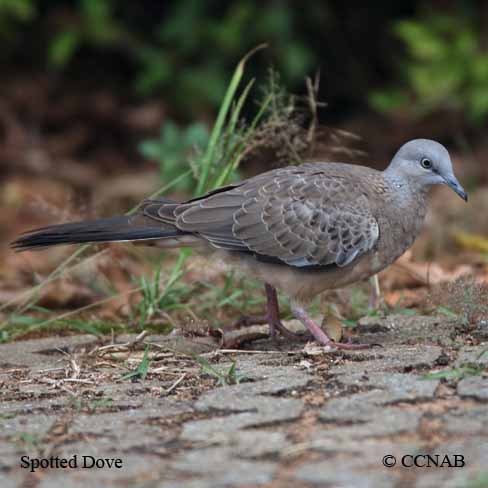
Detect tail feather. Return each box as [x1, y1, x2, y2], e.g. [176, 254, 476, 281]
[10, 216, 185, 251]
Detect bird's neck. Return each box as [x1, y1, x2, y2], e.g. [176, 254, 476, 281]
[383, 172, 430, 205]
[377, 172, 430, 263]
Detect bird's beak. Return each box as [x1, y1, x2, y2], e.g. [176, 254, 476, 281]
[444, 176, 468, 202]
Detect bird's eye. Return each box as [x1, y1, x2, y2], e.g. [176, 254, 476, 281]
[420, 158, 432, 169]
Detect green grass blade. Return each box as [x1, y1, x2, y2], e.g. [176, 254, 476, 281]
[121, 346, 150, 381]
[196, 45, 266, 195]
[213, 90, 273, 189]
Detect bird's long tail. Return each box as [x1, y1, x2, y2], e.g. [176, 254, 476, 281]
[10, 216, 187, 251]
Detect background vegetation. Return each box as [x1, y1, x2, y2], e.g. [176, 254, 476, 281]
[2, 0, 486, 123]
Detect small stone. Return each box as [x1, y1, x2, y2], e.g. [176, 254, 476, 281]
[455, 346, 488, 368]
[458, 375, 488, 400]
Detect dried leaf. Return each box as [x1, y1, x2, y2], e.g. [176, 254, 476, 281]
[321, 304, 343, 342]
[453, 230, 488, 254]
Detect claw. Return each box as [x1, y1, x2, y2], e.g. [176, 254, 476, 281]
[291, 302, 378, 350]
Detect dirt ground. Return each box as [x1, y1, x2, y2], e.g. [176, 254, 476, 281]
[1, 313, 487, 488]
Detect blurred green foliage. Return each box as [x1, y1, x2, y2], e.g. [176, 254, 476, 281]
[139, 121, 210, 192]
[0, 0, 35, 39]
[48, 0, 123, 67]
[3, 1, 487, 126]
[370, 11, 488, 123]
[0, 0, 322, 113]
[0, 0, 34, 21]
[130, 0, 315, 103]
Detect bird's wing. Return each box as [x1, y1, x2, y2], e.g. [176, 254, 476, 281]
[148, 165, 380, 268]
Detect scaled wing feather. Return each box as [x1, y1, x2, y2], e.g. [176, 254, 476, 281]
[170, 165, 380, 268]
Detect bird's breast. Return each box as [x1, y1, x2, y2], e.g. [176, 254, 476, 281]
[376, 191, 428, 263]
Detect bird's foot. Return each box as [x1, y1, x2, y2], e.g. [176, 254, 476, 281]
[270, 320, 305, 341]
[291, 303, 377, 350]
[232, 314, 303, 341]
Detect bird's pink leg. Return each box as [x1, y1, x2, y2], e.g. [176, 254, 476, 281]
[234, 284, 302, 340]
[291, 303, 372, 350]
[264, 284, 302, 340]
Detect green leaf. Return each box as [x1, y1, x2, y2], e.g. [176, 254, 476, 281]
[0, 412, 16, 419]
[49, 30, 81, 68]
[135, 48, 172, 94]
[422, 369, 464, 380]
[422, 365, 484, 380]
[121, 346, 150, 381]
[471, 56, 488, 83]
[184, 123, 210, 147]
[89, 397, 113, 410]
[195, 355, 227, 385]
[467, 86, 488, 122]
[81, 0, 111, 20]
[436, 306, 458, 318]
[280, 42, 314, 81]
[0, 0, 36, 21]
[369, 90, 409, 113]
[8, 315, 45, 326]
[139, 141, 164, 162]
[395, 20, 446, 60]
[66, 320, 105, 337]
[195, 356, 245, 386]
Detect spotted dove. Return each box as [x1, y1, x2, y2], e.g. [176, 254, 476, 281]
[11, 139, 467, 349]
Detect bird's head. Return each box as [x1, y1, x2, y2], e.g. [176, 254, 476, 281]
[386, 139, 467, 201]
